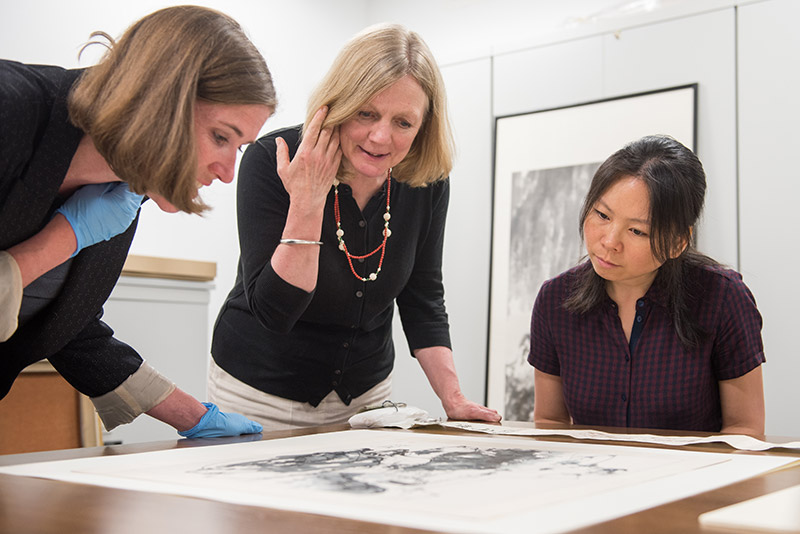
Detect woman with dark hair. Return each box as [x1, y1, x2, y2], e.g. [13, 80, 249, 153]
[529, 135, 765, 435]
[0, 5, 275, 438]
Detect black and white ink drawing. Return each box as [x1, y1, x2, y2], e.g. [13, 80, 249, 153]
[132, 430, 718, 522]
[195, 445, 624, 496]
[503, 163, 597, 421]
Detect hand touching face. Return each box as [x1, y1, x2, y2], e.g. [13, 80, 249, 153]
[274, 105, 342, 214]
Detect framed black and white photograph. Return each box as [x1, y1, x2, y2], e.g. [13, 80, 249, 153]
[487, 85, 697, 421]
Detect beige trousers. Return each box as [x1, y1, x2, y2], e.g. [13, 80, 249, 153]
[208, 359, 392, 431]
[0, 251, 23, 342]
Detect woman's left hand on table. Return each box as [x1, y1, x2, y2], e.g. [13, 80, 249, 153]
[444, 394, 502, 423]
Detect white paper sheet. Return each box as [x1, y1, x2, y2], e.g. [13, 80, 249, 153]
[1, 430, 796, 534]
[698, 484, 800, 532]
[435, 421, 800, 452]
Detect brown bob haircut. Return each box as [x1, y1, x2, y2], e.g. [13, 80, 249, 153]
[69, 5, 277, 214]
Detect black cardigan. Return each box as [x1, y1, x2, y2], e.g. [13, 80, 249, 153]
[0, 60, 142, 399]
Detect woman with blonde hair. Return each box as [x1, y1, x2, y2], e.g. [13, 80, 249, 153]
[0, 5, 275, 438]
[209, 23, 501, 429]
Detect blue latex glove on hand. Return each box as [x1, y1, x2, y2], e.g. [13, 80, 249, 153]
[55, 182, 144, 257]
[178, 402, 263, 438]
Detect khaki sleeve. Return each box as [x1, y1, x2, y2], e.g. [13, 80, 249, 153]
[90, 361, 176, 431]
[0, 250, 23, 342]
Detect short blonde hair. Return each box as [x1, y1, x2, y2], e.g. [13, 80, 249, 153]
[305, 23, 454, 187]
[69, 5, 276, 214]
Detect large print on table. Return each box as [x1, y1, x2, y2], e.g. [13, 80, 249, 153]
[0, 429, 793, 534]
[488, 85, 697, 420]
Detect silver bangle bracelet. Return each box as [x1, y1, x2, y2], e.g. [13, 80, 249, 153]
[279, 238, 323, 246]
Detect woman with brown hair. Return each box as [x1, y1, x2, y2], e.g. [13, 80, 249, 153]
[0, 5, 275, 438]
[209, 23, 501, 429]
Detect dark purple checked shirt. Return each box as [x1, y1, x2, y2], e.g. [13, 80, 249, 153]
[528, 261, 765, 432]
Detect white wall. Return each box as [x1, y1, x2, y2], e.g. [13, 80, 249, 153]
[738, 0, 800, 436]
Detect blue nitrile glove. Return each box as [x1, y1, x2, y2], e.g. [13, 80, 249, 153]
[55, 182, 144, 257]
[178, 402, 263, 438]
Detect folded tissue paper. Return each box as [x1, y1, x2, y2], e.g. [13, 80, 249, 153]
[348, 401, 437, 429]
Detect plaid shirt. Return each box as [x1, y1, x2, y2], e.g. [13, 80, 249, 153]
[528, 261, 765, 432]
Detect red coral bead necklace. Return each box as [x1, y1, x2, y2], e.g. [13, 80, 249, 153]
[333, 168, 392, 282]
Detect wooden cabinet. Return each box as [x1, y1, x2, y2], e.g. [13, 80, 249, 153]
[0, 361, 101, 454]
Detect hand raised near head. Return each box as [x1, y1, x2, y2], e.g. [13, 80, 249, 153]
[275, 106, 342, 214]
